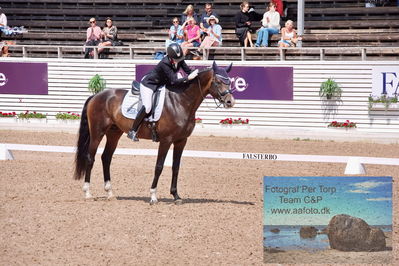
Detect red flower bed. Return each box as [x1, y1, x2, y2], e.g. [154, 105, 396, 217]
[220, 118, 249, 125]
[0, 111, 17, 117]
[328, 120, 356, 128]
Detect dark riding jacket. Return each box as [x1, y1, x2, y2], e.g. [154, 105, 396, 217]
[141, 56, 193, 91]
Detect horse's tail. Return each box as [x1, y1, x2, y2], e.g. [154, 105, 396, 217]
[73, 95, 94, 180]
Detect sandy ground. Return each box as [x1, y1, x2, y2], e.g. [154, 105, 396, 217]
[0, 129, 398, 265]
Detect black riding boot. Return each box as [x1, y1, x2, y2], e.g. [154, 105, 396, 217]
[127, 106, 147, 141]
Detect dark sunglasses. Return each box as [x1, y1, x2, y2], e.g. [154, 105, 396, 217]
[90, 21, 96, 23]
[173, 21, 179, 23]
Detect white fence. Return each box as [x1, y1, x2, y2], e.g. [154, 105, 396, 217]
[0, 58, 398, 133]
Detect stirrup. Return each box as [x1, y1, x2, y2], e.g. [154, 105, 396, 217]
[127, 130, 139, 141]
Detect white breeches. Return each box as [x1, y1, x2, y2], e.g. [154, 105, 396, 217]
[140, 84, 153, 114]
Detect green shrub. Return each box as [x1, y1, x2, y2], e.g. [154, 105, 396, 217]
[319, 78, 342, 99]
[18, 111, 47, 119]
[55, 112, 81, 120]
[88, 74, 106, 94]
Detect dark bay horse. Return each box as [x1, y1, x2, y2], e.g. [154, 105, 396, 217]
[74, 62, 235, 204]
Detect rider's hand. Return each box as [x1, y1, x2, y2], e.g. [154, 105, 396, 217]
[188, 69, 199, 80]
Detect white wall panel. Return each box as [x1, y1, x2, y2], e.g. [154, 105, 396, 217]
[0, 58, 398, 133]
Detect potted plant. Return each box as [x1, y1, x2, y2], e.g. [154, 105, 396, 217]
[0, 111, 17, 123]
[88, 74, 106, 94]
[17, 110, 47, 123]
[56, 112, 81, 124]
[319, 78, 342, 100]
[368, 94, 398, 111]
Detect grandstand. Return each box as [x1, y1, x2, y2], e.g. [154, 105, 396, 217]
[2, 0, 399, 60]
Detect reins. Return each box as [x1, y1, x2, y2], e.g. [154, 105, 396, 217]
[197, 77, 222, 110]
[196, 70, 232, 109]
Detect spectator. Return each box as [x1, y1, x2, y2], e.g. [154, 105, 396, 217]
[0, 7, 7, 28]
[278, 20, 301, 47]
[166, 17, 184, 47]
[199, 3, 219, 38]
[235, 1, 261, 47]
[84, 17, 102, 58]
[199, 15, 222, 59]
[0, 7, 9, 57]
[98, 17, 118, 57]
[181, 17, 201, 56]
[102, 18, 118, 46]
[181, 4, 199, 25]
[255, 2, 280, 47]
[271, 0, 284, 17]
[365, 0, 377, 7]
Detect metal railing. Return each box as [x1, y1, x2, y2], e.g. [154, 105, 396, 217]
[4, 44, 399, 61]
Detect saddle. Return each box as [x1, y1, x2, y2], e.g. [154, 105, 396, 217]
[131, 80, 162, 142]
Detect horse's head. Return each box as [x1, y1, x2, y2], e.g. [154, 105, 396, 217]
[208, 61, 235, 108]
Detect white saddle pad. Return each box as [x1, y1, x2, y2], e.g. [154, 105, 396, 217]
[121, 87, 166, 122]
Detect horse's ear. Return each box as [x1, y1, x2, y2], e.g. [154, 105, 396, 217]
[212, 61, 217, 71]
[225, 63, 233, 73]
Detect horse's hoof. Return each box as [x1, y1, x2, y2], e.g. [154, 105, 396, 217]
[106, 190, 114, 200]
[84, 195, 93, 200]
[174, 199, 183, 205]
[149, 199, 158, 205]
[107, 194, 116, 201]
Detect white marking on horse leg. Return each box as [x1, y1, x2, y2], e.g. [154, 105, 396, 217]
[82, 182, 92, 199]
[104, 181, 113, 199]
[150, 188, 158, 205]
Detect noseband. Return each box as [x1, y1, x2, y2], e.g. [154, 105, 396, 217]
[212, 74, 232, 102]
[196, 70, 233, 108]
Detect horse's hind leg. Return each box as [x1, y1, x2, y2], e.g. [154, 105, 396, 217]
[102, 126, 123, 199]
[83, 135, 104, 199]
[170, 138, 188, 204]
[150, 141, 172, 205]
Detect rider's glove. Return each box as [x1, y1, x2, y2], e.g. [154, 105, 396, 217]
[188, 69, 199, 80]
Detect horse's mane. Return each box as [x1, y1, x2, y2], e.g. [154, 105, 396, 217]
[167, 68, 212, 93]
[198, 67, 212, 74]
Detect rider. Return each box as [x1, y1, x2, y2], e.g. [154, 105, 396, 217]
[127, 43, 199, 141]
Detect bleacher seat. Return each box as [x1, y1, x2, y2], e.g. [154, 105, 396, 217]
[2, 0, 398, 59]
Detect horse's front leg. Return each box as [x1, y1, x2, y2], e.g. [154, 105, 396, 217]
[170, 138, 188, 204]
[150, 141, 172, 205]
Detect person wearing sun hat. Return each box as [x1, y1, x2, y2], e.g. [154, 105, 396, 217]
[199, 14, 222, 59]
[199, 3, 219, 39]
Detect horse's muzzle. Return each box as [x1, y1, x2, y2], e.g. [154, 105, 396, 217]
[223, 94, 235, 108]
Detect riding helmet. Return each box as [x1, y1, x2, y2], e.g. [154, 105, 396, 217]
[167, 43, 184, 63]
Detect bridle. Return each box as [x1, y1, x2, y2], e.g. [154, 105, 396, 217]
[197, 71, 233, 108]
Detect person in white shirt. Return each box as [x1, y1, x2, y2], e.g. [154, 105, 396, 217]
[278, 19, 302, 47]
[0, 7, 9, 56]
[0, 7, 7, 27]
[255, 2, 280, 47]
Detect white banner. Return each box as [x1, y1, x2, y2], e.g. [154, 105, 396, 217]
[371, 66, 399, 97]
